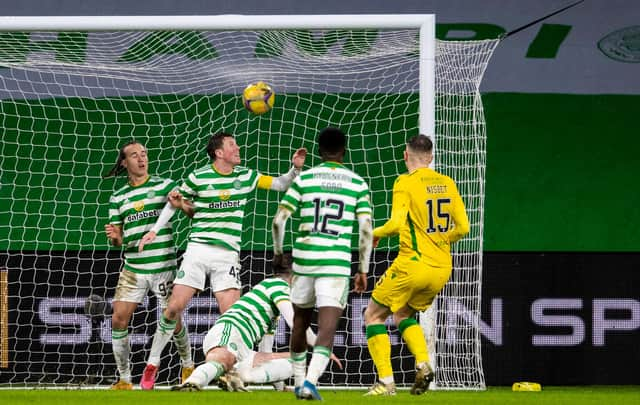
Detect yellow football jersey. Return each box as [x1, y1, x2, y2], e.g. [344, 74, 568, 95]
[373, 167, 469, 268]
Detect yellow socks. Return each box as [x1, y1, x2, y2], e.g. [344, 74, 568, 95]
[366, 324, 393, 381]
[398, 318, 429, 365]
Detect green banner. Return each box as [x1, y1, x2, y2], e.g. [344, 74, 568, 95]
[2, 93, 638, 252]
[0, 93, 416, 251]
[483, 93, 640, 251]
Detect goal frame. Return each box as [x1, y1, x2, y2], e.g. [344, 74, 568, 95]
[0, 14, 491, 391]
[0, 14, 435, 138]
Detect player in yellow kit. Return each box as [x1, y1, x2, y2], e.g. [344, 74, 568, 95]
[363, 134, 470, 396]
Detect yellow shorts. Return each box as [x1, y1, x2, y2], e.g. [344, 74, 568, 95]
[371, 255, 452, 313]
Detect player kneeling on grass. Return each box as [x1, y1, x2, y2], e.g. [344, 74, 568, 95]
[218, 350, 294, 392]
[217, 320, 301, 392]
[172, 253, 341, 391]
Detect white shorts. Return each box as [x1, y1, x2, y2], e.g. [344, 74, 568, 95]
[290, 275, 349, 309]
[232, 352, 258, 374]
[202, 321, 254, 363]
[113, 269, 174, 308]
[174, 242, 241, 292]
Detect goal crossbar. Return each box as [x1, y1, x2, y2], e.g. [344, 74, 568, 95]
[0, 15, 434, 31]
[0, 14, 435, 136]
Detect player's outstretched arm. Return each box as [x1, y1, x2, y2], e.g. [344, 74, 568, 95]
[138, 202, 177, 252]
[167, 190, 195, 218]
[372, 187, 410, 240]
[264, 148, 307, 192]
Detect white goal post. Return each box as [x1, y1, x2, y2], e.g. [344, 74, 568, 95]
[0, 14, 497, 390]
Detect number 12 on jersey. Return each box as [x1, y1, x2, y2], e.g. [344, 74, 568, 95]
[426, 198, 451, 233]
[312, 198, 344, 236]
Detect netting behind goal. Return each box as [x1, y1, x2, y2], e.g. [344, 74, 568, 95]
[0, 25, 498, 389]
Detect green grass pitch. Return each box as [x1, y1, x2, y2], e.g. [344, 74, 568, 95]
[2, 386, 639, 405]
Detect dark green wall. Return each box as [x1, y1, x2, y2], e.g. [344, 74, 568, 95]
[483, 93, 640, 251]
[0, 93, 415, 251]
[2, 93, 638, 251]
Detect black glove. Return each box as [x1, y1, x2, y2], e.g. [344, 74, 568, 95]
[272, 253, 291, 273]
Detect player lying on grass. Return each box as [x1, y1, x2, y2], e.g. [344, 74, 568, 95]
[171, 253, 341, 391]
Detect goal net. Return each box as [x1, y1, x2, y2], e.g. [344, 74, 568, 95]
[0, 16, 498, 389]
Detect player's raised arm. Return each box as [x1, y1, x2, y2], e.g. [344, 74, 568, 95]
[271, 252, 316, 345]
[291, 147, 307, 170]
[258, 147, 307, 192]
[258, 332, 275, 353]
[275, 298, 316, 346]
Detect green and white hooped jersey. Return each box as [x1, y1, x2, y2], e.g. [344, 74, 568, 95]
[279, 161, 372, 277]
[216, 277, 289, 348]
[179, 164, 260, 253]
[108, 176, 177, 274]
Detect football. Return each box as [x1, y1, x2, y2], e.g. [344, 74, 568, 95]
[242, 81, 275, 115]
